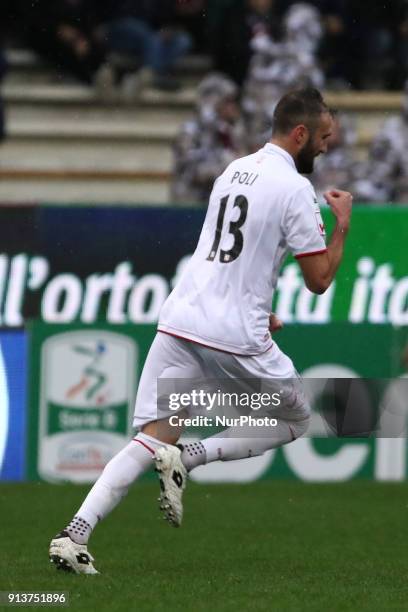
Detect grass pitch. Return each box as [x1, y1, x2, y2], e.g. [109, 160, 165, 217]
[1, 481, 408, 611]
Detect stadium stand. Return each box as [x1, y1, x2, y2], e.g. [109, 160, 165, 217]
[0, 47, 405, 205]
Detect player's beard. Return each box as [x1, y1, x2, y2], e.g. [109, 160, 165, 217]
[295, 138, 316, 174]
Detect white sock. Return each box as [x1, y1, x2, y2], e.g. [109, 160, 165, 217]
[180, 441, 206, 472]
[66, 432, 164, 544]
[185, 417, 310, 470]
[65, 516, 93, 545]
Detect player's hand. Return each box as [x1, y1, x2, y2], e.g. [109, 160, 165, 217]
[324, 189, 353, 232]
[269, 313, 283, 333]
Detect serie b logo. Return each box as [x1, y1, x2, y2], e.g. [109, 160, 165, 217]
[38, 330, 137, 483]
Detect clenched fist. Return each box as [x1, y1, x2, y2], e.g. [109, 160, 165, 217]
[324, 189, 353, 232]
[269, 313, 284, 333]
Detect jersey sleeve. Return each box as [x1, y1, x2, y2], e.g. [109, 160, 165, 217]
[282, 183, 327, 259]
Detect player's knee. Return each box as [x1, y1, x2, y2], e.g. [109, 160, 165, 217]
[141, 421, 180, 445]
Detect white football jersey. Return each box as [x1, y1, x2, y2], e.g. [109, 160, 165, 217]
[158, 143, 327, 355]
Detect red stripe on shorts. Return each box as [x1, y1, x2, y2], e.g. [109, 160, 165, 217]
[158, 329, 273, 357]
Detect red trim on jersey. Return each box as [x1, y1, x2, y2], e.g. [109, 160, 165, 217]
[295, 248, 328, 260]
[133, 438, 155, 455]
[157, 329, 273, 358]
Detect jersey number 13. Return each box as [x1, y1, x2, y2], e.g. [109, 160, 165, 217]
[206, 195, 248, 263]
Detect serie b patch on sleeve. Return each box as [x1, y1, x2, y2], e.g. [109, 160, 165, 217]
[314, 208, 326, 236]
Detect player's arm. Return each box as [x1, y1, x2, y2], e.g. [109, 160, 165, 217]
[298, 189, 352, 294]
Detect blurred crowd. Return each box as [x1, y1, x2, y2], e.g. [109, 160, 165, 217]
[1, 0, 201, 94]
[171, 0, 408, 205]
[173, 70, 408, 206]
[1, 0, 408, 203]
[2, 0, 408, 94]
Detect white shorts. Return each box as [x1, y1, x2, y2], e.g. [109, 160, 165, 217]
[133, 331, 310, 429]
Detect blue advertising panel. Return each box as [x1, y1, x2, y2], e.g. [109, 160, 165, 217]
[0, 331, 27, 480]
[0, 206, 205, 327]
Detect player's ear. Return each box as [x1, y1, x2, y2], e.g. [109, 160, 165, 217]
[293, 124, 308, 146]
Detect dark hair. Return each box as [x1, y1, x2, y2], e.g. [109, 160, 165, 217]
[272, 88, 331, 135]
